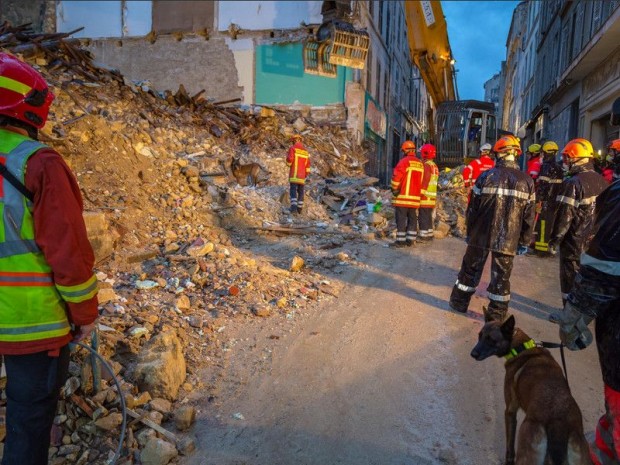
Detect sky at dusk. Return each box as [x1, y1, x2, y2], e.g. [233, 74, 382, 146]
[442, 0, 521, 100]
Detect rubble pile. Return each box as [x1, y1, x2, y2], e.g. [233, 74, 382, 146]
[0, 25, 467, 464]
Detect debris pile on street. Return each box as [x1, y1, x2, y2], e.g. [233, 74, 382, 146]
[0, 25, 468, 464]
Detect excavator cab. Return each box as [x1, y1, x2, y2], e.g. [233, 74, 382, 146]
[303, 1, 369, 77]
[435, 100, 497, 167]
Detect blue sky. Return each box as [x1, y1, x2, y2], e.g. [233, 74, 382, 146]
[442, 1, 521, 100]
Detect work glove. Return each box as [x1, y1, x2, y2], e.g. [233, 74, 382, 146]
[548, 242, 557, 256]
[516, 245, 529, 256]
[549, 302, 594, 351]
[391, 189, 399, 198]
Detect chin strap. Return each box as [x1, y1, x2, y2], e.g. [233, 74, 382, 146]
[503, 338, 536, 361]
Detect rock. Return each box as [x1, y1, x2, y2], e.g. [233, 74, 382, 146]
[133, 331, 187, 400]
[175, 295, 191, 311]
[83, 211, 118, 263]
[149, 398, 172, 415]
[140, 438, 178, 465]
[174, 405, 196, 431]
[94, 412, 123, 431]
[186, 239, 214, 257]
[434, 220, 451, 239]
[292, 117, 307, 132]
[97, 287, 119, 304]
[177, 436, 196, 455]
[252, 305, 271, 317]
[136, 428, 157, 447]
[125, 391, 152, 409]
[290, 256, 305, 272]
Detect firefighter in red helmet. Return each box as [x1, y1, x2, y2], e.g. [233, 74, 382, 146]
[390, 140, 424, 247]
[0, 52, 98, 465]
[418, 143, 439, 242]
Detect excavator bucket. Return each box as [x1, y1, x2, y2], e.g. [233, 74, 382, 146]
[303, 40, 338, 78]
[303, 19, 369, 76]
[327, 21, 369, 69]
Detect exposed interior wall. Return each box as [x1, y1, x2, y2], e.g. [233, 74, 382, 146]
[225, 38, 255, 105]
[255, 42, 351, 106]
[152, 1, 214, 33]
[57, 1, 151, 38]
[86, 36, 242, 101]
[1, 0, 53, 32]
[218, 1, 322, 31]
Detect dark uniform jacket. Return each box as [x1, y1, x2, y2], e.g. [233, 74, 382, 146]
[536, 158, 563, 202]
[569, 180, 620, 391]
[550, 162, 608, 259]
[466, 159, 536, 255]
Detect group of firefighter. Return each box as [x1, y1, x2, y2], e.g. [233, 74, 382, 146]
[391, 132, 620, 465]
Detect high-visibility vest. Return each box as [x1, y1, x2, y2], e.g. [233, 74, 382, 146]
[0, 130, 97, 343]
[420, 160, 439, 208]
[287, 144, 310, 184]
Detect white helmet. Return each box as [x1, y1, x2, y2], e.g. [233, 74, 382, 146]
[480, 143, 492, 153]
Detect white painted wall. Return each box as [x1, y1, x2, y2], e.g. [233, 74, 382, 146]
[218, 1, 322, 31]
[57, 1, 151, 38]
[225, 38, 255, 104]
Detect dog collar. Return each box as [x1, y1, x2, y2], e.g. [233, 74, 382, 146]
[504, 339, 537, 361]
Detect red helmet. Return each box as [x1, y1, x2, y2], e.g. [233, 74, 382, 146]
[401, 140, 415, 153]
[607, 139, 620, 152]
[562, 138, 594, 159]
[420, 143, 436, 159]
[0, 52, 54, 129]
[493, 135, 522, 155]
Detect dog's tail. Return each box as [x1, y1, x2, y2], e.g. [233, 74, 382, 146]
[546, 421, 569, 465]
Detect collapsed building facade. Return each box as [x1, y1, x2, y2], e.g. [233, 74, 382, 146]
[2, 0, 432, 184]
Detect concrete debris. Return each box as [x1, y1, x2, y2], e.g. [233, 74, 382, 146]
[0, 23, 468, 464]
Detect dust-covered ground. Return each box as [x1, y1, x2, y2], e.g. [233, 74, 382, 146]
[179, 237, 603, 465]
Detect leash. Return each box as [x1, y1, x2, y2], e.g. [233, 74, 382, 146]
[538, 341, 570, 387]
[70, 341, 127, 465]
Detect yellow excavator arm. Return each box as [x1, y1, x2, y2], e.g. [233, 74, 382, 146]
[404, 1, 457, 105]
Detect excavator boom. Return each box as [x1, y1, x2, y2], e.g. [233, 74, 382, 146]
[404, 0, 456, 105]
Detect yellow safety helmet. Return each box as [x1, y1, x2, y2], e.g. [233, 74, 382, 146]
[541, 141, 559, 153]
[527, 143, 542, 154]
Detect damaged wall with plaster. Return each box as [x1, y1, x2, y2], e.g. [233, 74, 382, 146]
[54, 1, 329, 104]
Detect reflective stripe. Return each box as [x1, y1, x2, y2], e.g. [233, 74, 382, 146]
[480, 187, 533, 201]
[472, 186, 481, 195]
[580, 195, 597, 206]
[455, 280, 476, 292]
[488, 292, 510, 302]
[0, 76, 32, 95]
[0, 240, 41, 258]
[0, 320, 69, 336]
[538, 176, 562, 183]
[529, 171, 539, 176]
[580, 253, 620, 276]
[56, 274, 98, 303]
[0, 271, 54, 286]
[556, 195, 578, 206]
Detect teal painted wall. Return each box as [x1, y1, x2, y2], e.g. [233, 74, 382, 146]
[255, 43, 352, 106]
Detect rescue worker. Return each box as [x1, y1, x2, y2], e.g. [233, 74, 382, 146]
[526, 143, 542, 179]
[418, 143, 439, 242]
[390, 140, 424, 247]
[286, 133, 310, 215]
[449, 135, 535, 322]
[549, 178, 620, 465]
[0, 52, 98, 465]
[532, 140, 563, 255]
[548, 138, 608, 305]
[605, 139, 620, 182]
[462, 142, 495, 187]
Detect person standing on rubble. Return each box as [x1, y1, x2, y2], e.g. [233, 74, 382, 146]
[547, 138, 608, 305]
[549, 171, 620, 465]
[462, 143, 495, 188]
[286, 133, 310, 215]
[0, 52, 99, 465]
[418, 143, 439, 242]
[532, 140, 563, 256]
[449, 135, 536, 322]
[526, 143, 543, 180]
[390, 140, 424, 247]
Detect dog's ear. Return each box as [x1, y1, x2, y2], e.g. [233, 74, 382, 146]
[501, 315, 515, 336]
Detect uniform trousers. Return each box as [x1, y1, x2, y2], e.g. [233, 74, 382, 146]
[395, 207, 418, 243]
[2, 345, 70, 465]
[418, 208, 434, 239]
[289, 183, 305, 212]
[449, 244, 514, 321]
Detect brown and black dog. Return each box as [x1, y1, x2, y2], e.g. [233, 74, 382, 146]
[471, 315, 591, 465]
[230, 157, 270, 187]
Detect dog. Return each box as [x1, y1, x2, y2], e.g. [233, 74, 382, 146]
[471, 315, 591, 465]
[230, 157, 270, 187]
